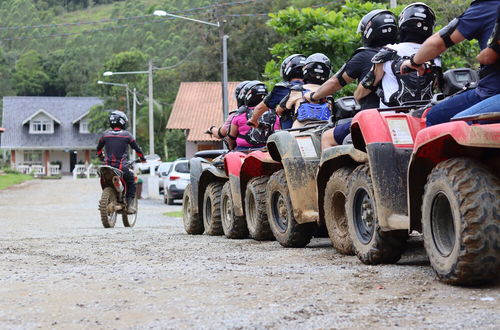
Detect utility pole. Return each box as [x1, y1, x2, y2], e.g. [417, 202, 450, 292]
[148, 60, 154, 155]
[132, 88, 137, 160]
[390, 0, 397, 8]
[216, 2, 229, 120]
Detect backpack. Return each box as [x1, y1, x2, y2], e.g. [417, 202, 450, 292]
[296, 88, 331, 122]
[238, 107, 277, 146]
[372, 47, 439, 106]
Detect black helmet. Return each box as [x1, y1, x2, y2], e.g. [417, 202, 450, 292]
[235, 80, 250, 107]
[357, 9, 398, 47]
[280, 54, 306, 81]
[109, 110, 128, 129]
[399, 2, 435, 43]
[303, 53, 331, 84]
[241, 80, 268, 107]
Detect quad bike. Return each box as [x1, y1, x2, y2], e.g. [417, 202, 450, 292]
[97, 160, 140, 228]
[224, 149, 282, 240]
[316, 68, 499, 285]
[245, 96, 361, 248]
[406, 112, 500, 285]
[182, 149, 228, 236]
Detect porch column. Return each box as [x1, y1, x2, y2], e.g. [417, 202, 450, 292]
[85, 150, 90, 166]
[10, 150, 15, 168]
[45, 150, 50, 175]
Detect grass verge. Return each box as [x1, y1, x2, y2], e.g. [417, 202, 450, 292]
[163, 211, 183, 218]
[0, 173, 33, 190]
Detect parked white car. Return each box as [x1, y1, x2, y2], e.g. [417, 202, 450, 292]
[157, 162, 173, 193]
[164, 158, 189, 205]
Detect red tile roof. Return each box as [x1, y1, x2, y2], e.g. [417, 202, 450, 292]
[167, 82, 239, 142]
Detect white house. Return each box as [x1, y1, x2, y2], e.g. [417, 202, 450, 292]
[1, 96, 103, 174]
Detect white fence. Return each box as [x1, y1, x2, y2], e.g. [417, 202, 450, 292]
[72, 164, 98, 179]
[15, 164, 60, 177]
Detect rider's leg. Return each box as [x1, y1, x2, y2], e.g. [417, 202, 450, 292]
[451, 94, 500, 119]
[123, 168, 136, 201]
[321, 128, 337, 150]
[426, 89, 483, 126]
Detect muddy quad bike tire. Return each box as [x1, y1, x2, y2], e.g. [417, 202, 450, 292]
[203, 182, 224, 236]
[245, 176, 274, 241]
[183, 184, 204, 235]
[122, 197, 138, 227]
[267, 170, 315, 247]
[221, 181, 248, 239]
[99, 187, 118, 228]
[324, 166, 355, 255]
[422, 157, 500, 285]
[347, 165, 407, 264]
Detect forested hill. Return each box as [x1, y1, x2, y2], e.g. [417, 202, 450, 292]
[0, 0, 473, 159]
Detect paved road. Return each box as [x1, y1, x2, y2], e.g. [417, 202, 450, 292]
[0, 178, 498, 329]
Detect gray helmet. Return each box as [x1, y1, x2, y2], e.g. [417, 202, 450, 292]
[303, 53, 331, 84]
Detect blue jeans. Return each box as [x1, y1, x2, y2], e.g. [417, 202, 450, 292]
[426, 89, 484, 127]
[451, 94, 500, 119]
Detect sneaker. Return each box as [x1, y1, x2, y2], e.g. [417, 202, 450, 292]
[126, 197, 136, 214]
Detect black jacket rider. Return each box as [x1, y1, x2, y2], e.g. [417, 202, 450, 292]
[96, 128, 145, 170]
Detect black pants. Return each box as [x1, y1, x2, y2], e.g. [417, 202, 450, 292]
[123, 168, 135, 199]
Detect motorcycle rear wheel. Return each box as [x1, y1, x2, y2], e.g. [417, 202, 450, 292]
[99, 187, 118, 228]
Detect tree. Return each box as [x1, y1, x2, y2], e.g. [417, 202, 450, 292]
[12, 50, 49, 96]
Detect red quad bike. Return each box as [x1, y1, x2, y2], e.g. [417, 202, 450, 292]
[317, 68, 500, 284]
[245, 96, 361, 248]
[407, 112, 500, 285]
[97, 160, 140, 228]
[223, 149, 282, 240]
[182, 148, 279, 240]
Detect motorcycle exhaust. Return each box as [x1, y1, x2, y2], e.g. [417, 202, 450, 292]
[112, 176, 124, 193]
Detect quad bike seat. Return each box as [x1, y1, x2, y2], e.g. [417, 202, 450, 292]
[194, 149, 227, 159]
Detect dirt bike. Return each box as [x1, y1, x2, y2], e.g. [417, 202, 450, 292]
[97, 160, 140, 228]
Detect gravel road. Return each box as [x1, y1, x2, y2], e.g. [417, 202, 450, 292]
[0, 177, 498, 329]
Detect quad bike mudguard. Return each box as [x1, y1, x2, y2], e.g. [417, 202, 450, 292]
[240, 150, 282, 199]
[266, 130, 322, 224]
[350, 109, 423, 151]
[188, 157, 209, 216]
[316, 145, 367, 225]
[223, 151, 248, 217]
[408, 121, 500, 232]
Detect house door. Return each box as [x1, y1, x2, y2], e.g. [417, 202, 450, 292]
[69, 150, 77, 172]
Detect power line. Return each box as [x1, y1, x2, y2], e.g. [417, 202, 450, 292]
[0, 0, 267, 31]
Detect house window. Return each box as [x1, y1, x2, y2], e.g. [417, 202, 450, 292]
[80, 119, 90, 134]
[30, 120, 53, 134]
[23, 150, 42, 165]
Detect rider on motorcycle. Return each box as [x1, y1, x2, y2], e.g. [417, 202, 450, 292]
[206, 80, 250, 139]
[246, 54, 306, 129]
[354, 2, 440, 108]
[96, 110, 146, 213]
[302, 9, 398, 149]
[399, 0, 500, 126]
[277, 53, 332, 128]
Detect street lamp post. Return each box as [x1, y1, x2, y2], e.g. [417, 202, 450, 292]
[97, 80, 130, 118]
[153, 10, 229, 120]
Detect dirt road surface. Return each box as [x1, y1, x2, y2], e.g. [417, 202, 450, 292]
[0, 178, 498, 329]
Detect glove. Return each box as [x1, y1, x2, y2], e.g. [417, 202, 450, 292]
[205, 126, 215, 135]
